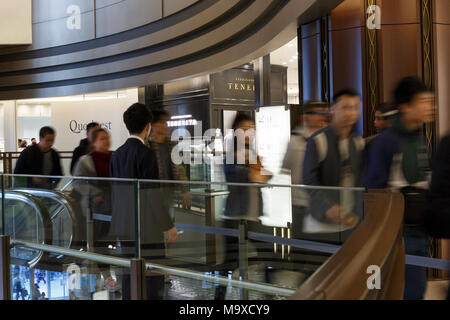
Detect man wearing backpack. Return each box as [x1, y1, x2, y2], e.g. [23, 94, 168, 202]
[302, 89, 365, 238]
[365, 77, 435, 300]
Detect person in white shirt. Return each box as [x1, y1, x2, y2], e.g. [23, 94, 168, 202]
[282, 101, 329, 238]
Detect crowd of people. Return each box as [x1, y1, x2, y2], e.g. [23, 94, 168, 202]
[13, 104, 182, 299]
[17, 138, 37, 151]
[282, 76, 448, 300]
[10, 76, 449, 300]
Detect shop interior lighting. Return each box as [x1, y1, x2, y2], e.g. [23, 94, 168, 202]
[288, 87, 299, 94]
[16, 89, 133, 104]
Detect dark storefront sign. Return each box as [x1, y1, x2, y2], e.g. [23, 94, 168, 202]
[142, 76, 210, 137]
[210, 65, 287, 129]
[211, 68, 255, 103]
[210, 66, 287, 106]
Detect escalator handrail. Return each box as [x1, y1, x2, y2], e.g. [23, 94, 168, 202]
[291, 190, 405, 300]
[58, 179, 74, 192]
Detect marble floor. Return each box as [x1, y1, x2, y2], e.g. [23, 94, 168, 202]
[164, 266, 307, 300]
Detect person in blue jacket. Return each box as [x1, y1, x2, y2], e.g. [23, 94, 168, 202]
[365, 76, 434, 300]
[302, 89, 365, 240]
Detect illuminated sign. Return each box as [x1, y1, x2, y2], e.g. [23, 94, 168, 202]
[167, 119, 198, 127]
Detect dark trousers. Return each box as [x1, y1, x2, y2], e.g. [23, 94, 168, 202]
[121, 273, 165, 300]
[403, 232, 429, 300]
[112, 241, 166, 300]
[221, 219, 270, 268]
[291, 206, 307, 239]
[447, 284, 450, 300]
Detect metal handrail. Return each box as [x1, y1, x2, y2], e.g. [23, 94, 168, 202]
[189, 191, 230, 197]
[10, 239, 296, 297]
[11, 239, 130, 267]
[0, 151, 73, 156]
[11, 188, 77, 221]
[59, 179, 74, 192]
[143, 263, 296, 296]
[1, 174, 366, 191]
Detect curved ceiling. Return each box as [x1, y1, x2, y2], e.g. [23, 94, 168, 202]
[0, 0, 342, 100]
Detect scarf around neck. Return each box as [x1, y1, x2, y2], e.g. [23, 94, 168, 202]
[90, 151, 112, 178]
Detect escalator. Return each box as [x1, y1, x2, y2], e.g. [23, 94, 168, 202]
[3, 191, 52, 268]
[4, 185, 116, 300]
[3, 187, 83, 270]
[10, 188, 83, 249]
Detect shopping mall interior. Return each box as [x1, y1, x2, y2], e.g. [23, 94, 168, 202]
[0, 0, 449, 301]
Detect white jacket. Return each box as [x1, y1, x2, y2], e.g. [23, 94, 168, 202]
[281, 127, 312, 207]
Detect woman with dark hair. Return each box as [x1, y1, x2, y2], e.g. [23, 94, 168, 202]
[215, 114, 272, 300]
[223, 112, 255, 155]
[73, 128, 113, 239]
[73, 128, 119, 291]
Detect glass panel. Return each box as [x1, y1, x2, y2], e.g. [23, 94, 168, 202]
[4, 190, 48, 265]
[137, 180, 364, 299]
[3, 175, 137, 300]
[3, 175, 137, 270]
[2, 174, 366, 300]
[293, 186, 365, 244]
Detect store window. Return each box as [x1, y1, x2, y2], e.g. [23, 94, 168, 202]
[270, 37, 299, 104]
[16, 103, 51, 150]
[15, 89, 138, 153]
[3, 89, 138, 174]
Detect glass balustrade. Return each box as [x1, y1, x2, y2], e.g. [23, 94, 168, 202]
[0, 174, 365, 300]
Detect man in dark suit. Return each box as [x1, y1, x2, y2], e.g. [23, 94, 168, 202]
[14, 126, 63, 189]
[109, 103, 178, 300]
